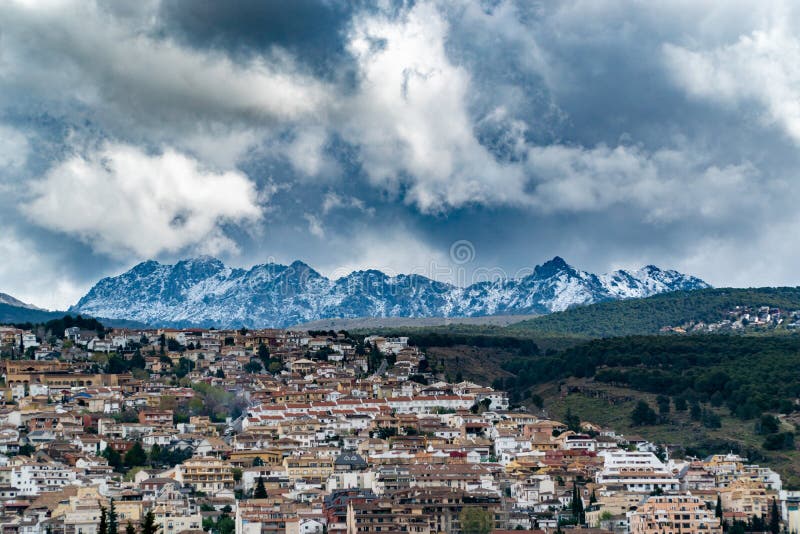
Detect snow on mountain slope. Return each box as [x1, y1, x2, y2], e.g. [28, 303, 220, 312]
[0, 292, 44, 310]
[71, 256, 710, 328]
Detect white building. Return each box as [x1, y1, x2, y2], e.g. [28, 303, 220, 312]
[11, 461, 78, 495]
[596, 451, 679, 493]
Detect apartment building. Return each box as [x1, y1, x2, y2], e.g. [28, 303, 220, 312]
[630, 495, 722, 534]
[175, 457, 234, 493]
[596, 451, 680, 493]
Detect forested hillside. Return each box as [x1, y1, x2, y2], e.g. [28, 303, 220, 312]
[0, 303, 70, 325]
[497, 334, 800, 416]
[507, 287, 800, 337]
[0, 303, 147, 329]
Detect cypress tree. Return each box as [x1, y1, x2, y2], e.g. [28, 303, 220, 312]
[125, 523, 136, 534]
[254, 476, 267, 499]
[770, 497, 780, 534]
[571, 483, 578, 518]
[98, 505, 108, 534]
[571, 483, 585, 524]
[716, 495, 723, 519]
[108, 499, 118, 534]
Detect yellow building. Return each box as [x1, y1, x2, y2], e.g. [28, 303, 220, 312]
[283, 455, 333, 482]
[720, 477, 773, 518]
[176, 457, 234, 493]
[152, 503, 203, 534]
[586, 491, 644, 527]
[229, 449, 284, 467]
[630, 495, 722, 534]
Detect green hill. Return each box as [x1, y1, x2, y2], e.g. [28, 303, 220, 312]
[425, 330, 800, 486]
[507, 287, 800, 338]
[0, 303, 148, 329]
[0, 303, 68, 325]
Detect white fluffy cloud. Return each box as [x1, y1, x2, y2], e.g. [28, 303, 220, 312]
[335, 1, 766, 225]
[525, 144, 765, 223]
[4, 0, 800, 299]
[303, 213, 325, 238]
[0, 230, 85, 310]
[664, 25, 800, 144]
[339, 2, 528, 212]
[23, 143, 263, 258]
[0, 0, 332, 170]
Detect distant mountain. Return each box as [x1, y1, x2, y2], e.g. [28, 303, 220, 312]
[507, 287, 800, 338]
[0, 292, 43, 310]
[0, 292, 149, 328]
[71, 256, 710, 328]
[296, 314, 540, 331]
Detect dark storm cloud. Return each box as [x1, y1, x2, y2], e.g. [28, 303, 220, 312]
[157, 0, 357, 79]
[1, 0, 799, 309]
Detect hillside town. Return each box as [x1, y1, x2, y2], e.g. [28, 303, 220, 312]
[0, 323, 796, 534]
[661, 306, 800, 334]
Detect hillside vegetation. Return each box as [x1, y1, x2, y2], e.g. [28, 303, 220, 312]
[498, 334, 800, 416]
[377, 317, 800, 485]
[0, 304, 147, 329]
[0, 303, 69, 325]
[432, 332, 800, 486]
[507, 287, 800, 337]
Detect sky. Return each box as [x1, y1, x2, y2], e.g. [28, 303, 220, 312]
[1, 0, 799, 309]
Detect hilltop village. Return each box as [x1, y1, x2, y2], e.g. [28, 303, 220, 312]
[661, 306, 800, 334]
[0, 323, 796, 534]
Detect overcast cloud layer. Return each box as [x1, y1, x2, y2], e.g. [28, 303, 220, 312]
[1, 0, 798, 309]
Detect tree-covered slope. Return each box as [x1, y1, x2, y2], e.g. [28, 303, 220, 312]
[498, 333, 800, 415]
[507, 287, 800, 337]
[0, 303, 67, 325]
[0, 303, 148, 329]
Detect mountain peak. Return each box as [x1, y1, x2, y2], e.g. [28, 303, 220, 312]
[547, 256, 569, 267]
[176, 256, 226, 270]
[640, 264, 662, 273]
[534, 256, 573, 278]
[123, 260, 163, 279]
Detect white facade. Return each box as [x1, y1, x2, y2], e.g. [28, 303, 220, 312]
[11, 462, 78, 495]
[597, 451, 679, 493]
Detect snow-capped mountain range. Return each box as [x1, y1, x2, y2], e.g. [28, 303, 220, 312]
[70, 256, 710, 328]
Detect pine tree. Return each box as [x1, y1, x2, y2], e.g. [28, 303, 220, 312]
[257, 343, 270, 367]
[125, 523, 136, 534]
[125, 442, 147, 468]
[565, 408, 581, 432]
[102, 446, 123, 471]
[149, 443, 162, 465]
[254, 476, 267, 498]
[141, 510, 159, 534]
